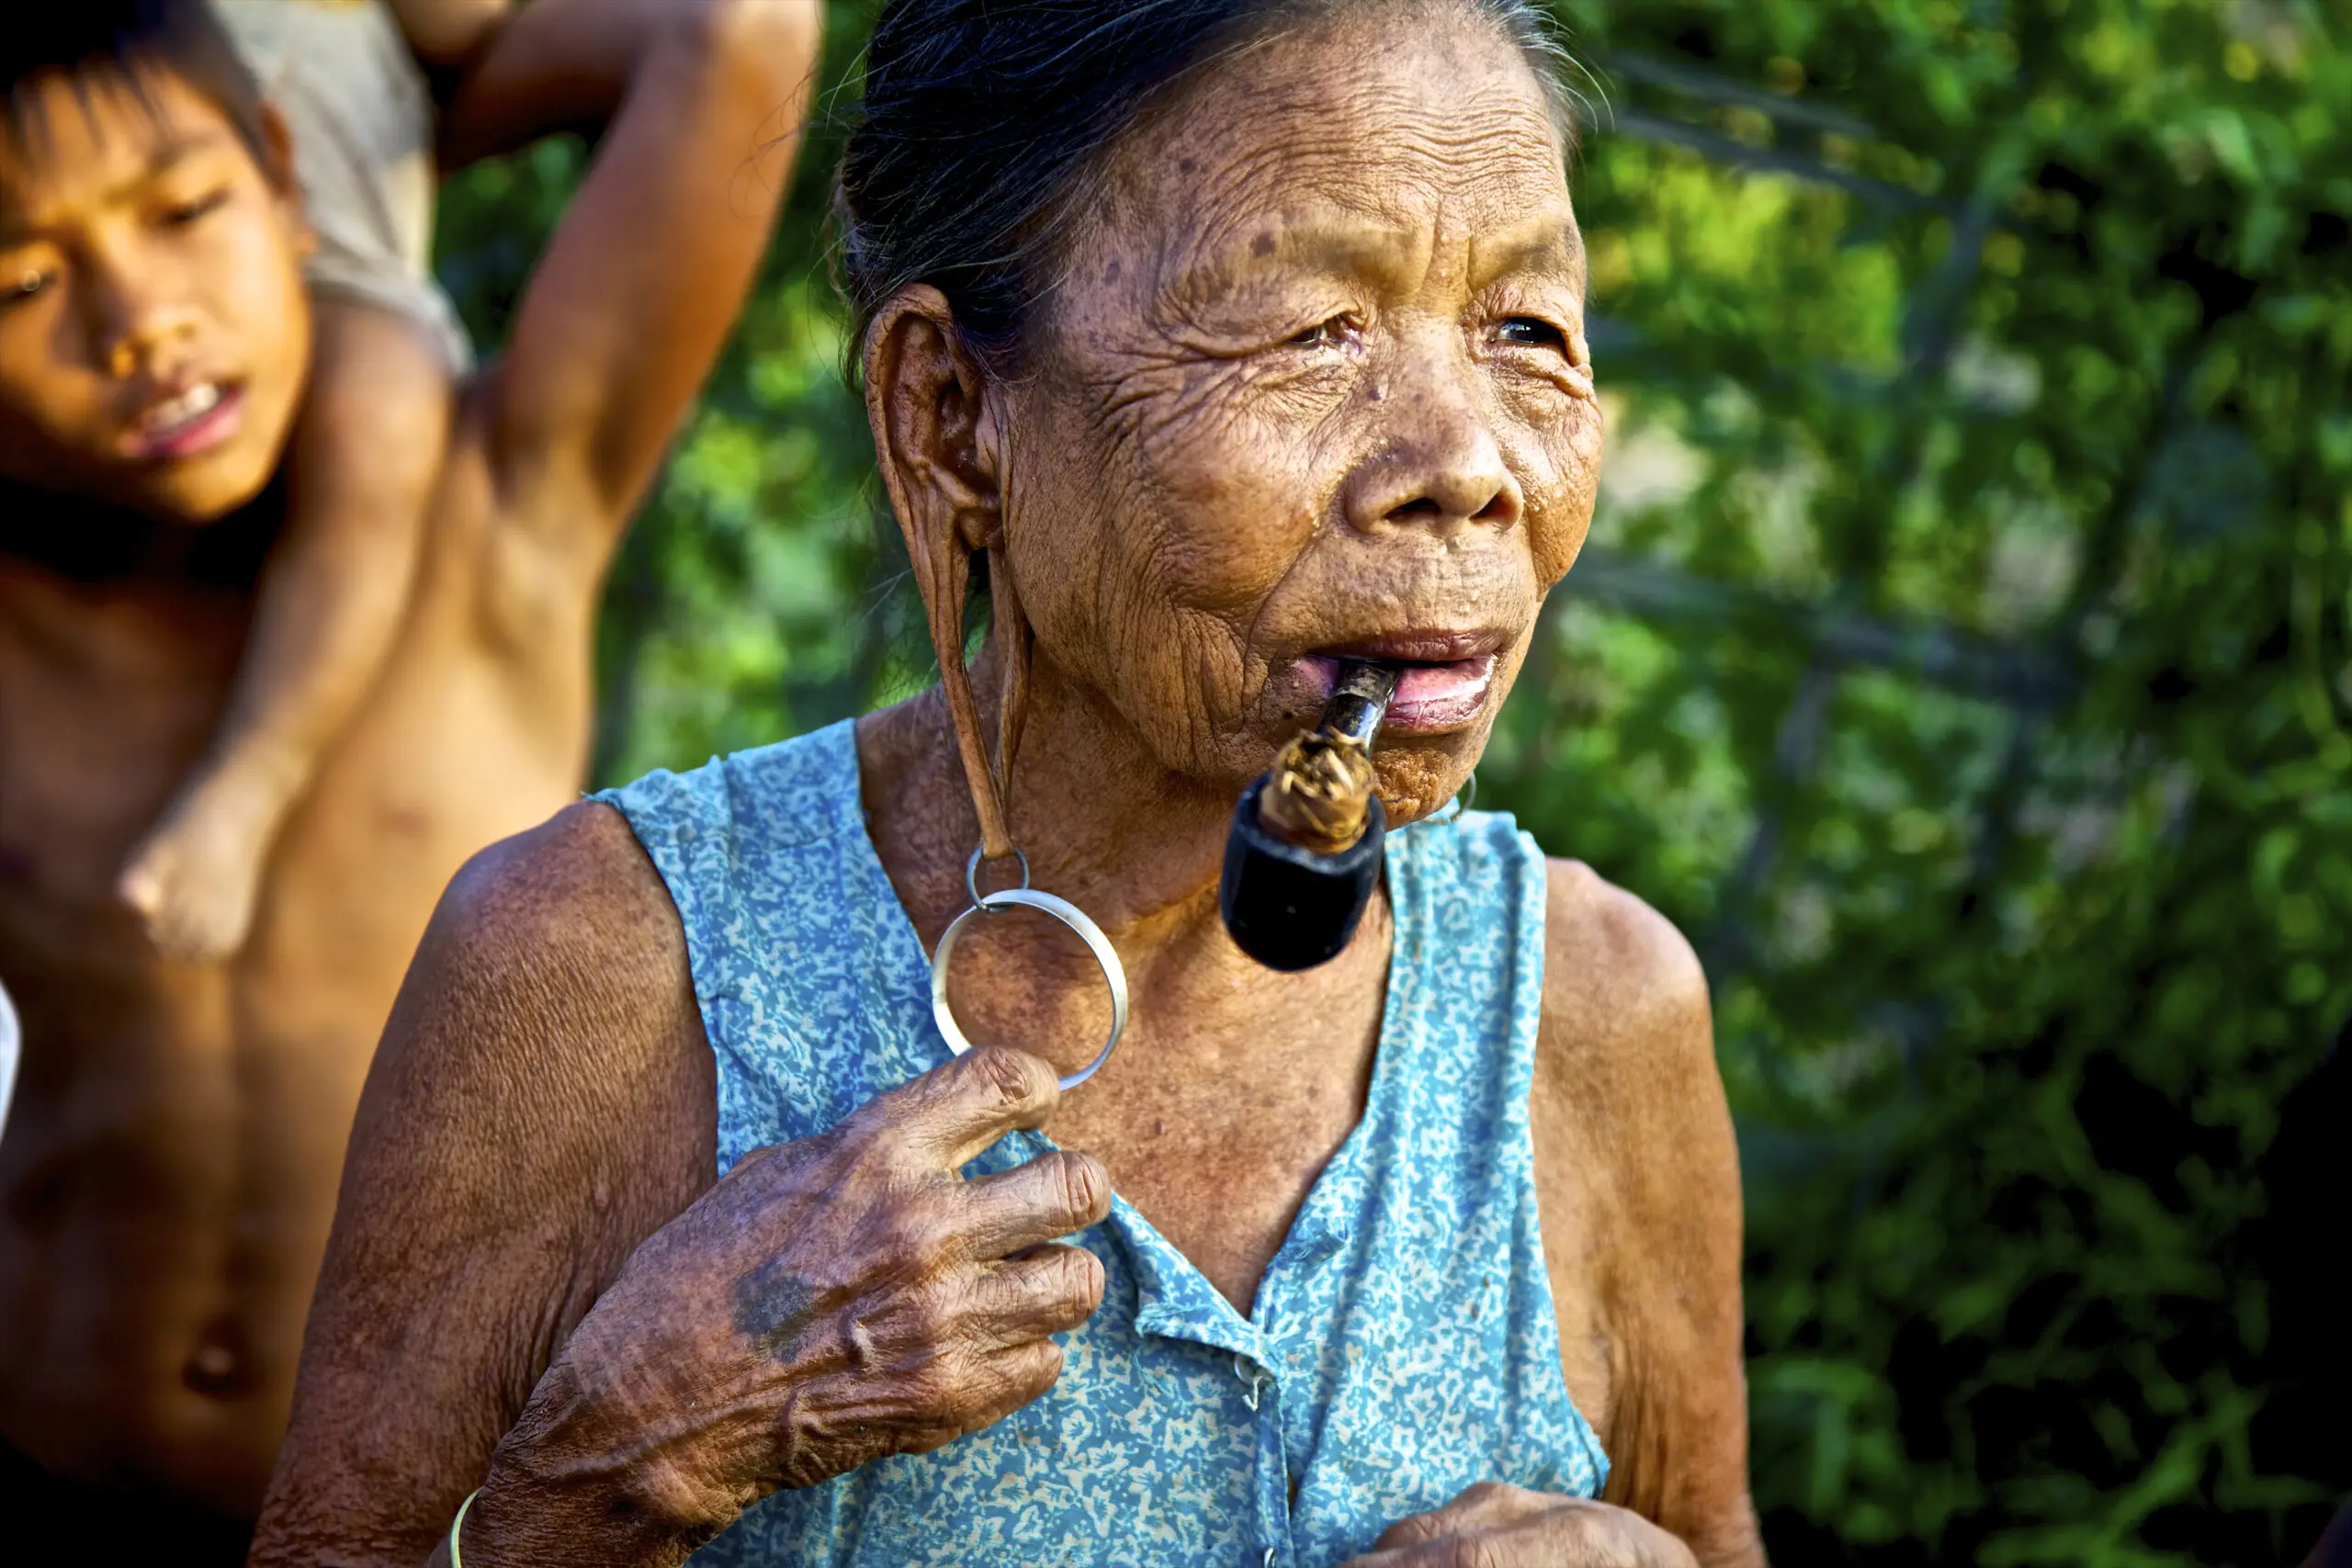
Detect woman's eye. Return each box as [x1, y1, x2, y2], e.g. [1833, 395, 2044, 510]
[5, 266, 52, 306]
[1286, 317, 1353, 351]
[1496, 317, 1568, 351]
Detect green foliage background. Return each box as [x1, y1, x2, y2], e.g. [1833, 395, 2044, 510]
[437, 3, 2351, 1562]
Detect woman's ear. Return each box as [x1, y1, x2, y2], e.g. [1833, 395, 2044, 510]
[864, 286, 1019, 857]
[865, 285, 1001, 556]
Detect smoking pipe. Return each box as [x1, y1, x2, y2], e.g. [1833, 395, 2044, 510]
[1218, 660, 1400, 971]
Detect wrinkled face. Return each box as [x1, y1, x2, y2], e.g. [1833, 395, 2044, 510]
[999, 5, 1599, 818]
[0, 64, 311, 524]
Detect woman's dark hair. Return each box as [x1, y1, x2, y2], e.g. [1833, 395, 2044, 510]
[4, 1, 268, 164]
[836, 0, 1576, 372]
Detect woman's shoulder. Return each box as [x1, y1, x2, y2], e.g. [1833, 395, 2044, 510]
[1536, 859, 1713, 1084]
[439, 798, 689, 985]
[1529, 856, 1736, 1247]
[1530, 863, 1759, 1558]
[417, 802, 711, 1125]
[380, 795, 717, 1198]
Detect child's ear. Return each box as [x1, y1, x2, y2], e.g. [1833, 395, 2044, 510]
[254, 102, 316, 257]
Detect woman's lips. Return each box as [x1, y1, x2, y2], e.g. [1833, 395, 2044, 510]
[1297, 651, 1499, 733]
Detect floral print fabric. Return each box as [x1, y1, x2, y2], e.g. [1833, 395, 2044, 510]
[597, 720, 1605, 1566]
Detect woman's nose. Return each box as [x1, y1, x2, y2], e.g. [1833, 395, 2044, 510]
[1341, 372, 1523, 537]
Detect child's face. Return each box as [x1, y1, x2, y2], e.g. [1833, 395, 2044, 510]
[0, 63, 311, 524]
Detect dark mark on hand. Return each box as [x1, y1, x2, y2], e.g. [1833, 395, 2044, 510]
[731, 1257, 820, 1363]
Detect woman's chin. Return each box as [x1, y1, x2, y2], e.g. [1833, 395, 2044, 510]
[1368, 736, 1487, 825]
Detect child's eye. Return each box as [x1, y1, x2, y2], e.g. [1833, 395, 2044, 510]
[1496, 317, 1567, 351]
[5, 266, 53, 306]
[161, 189, 230, 228]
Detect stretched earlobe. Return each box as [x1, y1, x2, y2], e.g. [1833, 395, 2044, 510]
[864, 287, 1023, 861]
[989, 549, 1034, 831]
[863, 315, 1128, 1093]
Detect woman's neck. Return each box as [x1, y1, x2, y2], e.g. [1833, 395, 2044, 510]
[857, 633, 1396, 1314]
[857, 634, 1245, 953]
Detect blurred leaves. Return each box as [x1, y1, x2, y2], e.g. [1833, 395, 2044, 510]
[436, 0, 2352, 1562]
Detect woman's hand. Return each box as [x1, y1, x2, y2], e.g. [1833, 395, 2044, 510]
[1344, 1483, 1703, 1568]
[461, 1045, 1111, 1568]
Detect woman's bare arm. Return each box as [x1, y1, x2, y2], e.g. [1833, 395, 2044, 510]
[250, 803, 719, 1567]
[254, 804, 1114, 1568]
[1533, 860, 1764, 1568]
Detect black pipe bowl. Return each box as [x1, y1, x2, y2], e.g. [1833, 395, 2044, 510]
[1218, 777, 1386, 972]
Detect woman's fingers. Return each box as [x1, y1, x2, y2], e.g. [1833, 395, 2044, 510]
[1342, 1529, 1615, 1568]
[1345, 1490, 1702, 1568]
[960, 1244, 1105, 1347]
[858, 1044, 1063, 1169]
[1371, 1483, 1559, 1548]
[959, 1147, 1113, 1258]
[967, 1337, 1069, 1429]
[894, 1338, 1070, 1457]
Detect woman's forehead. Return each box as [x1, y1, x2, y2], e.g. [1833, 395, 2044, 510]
[1151, 206, 1584, 320]
[1096, 8, 1569, 261]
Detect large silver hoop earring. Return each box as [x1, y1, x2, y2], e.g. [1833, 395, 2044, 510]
[931, 848, 1130, 1091]
[0, 973, 19, 1136]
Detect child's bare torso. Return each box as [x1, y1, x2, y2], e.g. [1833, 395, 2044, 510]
[0, 441, 595, 1515]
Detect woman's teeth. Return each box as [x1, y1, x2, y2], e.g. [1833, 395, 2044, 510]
[1386, 656, 1497, 728]
[1299, 652, 1497, 731]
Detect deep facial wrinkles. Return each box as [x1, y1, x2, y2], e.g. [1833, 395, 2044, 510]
[970, 5, 1596, 835]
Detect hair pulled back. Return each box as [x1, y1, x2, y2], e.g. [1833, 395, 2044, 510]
[836, 0, 1572, 372]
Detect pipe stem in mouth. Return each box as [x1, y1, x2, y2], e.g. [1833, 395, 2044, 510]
[1255, 660, 1399, 853]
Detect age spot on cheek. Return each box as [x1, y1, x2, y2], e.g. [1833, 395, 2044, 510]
[731, 1257, 822, 1363]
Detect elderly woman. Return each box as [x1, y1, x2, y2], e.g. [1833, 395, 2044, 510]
[252, 1, 1758, 1564]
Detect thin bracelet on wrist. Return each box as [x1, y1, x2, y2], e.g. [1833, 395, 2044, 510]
[447, 1487, 482, 1568]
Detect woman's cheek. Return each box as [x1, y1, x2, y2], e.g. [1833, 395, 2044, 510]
[1524, 398, 1601, 589]
[1007, 372, 1293, 760]
[1112, 382, 1343, 761]
[1129, 380, 1329, 618]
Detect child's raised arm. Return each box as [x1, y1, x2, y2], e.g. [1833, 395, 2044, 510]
[443, 0, 821, 560]
[384, 0, 512, 66]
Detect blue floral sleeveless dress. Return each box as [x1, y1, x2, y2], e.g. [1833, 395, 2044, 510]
[596, 720, 1606, 1567]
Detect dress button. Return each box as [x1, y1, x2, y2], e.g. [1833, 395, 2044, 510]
[1231, 1353, 1268, 1410]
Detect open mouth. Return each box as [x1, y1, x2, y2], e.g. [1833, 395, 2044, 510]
[119, 379, 246, 463]
[1297, 631, 1507, 733]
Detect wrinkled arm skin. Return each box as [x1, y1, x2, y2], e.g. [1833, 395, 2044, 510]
[252, 806, 1112, 1568]
[1532, 861, 1766, 1567]
[248, 805, 719, 1567]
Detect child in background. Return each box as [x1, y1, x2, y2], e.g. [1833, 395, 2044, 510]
[118, 0, 508, 961]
